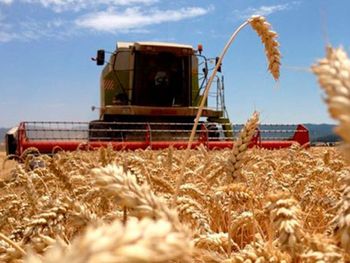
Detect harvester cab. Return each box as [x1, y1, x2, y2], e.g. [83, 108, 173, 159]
[92, 42, 226, 120]
[88, 41, 231, 142]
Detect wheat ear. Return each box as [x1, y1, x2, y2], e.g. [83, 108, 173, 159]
[312, 46, 350, 250]
[25, 218, 192, 263]
[301, 234, 344, 262]
[0, 232, 26, 257]
[311, 46, 350, 159]
[92, 164, 181, 228]
[194, 232, 240, 253]
[331, 179, 350, 251]
[226, 111, 259, 182]
[249, 15, 281, 81]
[265, 193, 305, 256]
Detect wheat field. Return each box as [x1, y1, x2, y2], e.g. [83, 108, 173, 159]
[0, 144, 349, 262]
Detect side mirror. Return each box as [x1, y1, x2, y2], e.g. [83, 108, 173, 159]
[96, 49, 105, 66]
[202, 67, 208, 77]
[215, 56, 222, 73]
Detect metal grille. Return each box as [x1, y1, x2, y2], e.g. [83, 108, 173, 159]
[22, 121, 234, 142]
[233, 124, 308, 141]
[24, 122, 89, 141]
[22, 121, 306, 142]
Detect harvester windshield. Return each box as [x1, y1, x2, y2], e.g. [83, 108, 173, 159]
[133, 52, 190, 107]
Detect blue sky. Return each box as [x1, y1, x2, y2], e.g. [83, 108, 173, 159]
[0, 0, 349, 127]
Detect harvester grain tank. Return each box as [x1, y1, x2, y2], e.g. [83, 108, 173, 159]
[5, 41, 309, 156]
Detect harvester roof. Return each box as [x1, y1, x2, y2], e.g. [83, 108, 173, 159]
[117, 41, 194, 55]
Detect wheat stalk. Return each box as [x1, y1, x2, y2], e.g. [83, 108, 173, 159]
[0, 232, 26, 257]
[174, 15, 280, 206]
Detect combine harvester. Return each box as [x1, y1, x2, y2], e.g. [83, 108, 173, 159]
[5, 41, 309, 156]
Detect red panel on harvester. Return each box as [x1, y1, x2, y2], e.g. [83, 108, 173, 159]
[15, 121, 310, 155]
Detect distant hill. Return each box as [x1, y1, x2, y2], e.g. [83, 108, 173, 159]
[303, 124, 340, 142]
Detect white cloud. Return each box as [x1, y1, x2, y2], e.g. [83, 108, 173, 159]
[0, 0, 13, 5]
[234, 2, 300, 20]
[0, 1, 212, 42]
[75, 6, 210, 32]
[0, 31, 16, 42]
[22, 0, 158, 12]
[0, 14, 74, 42]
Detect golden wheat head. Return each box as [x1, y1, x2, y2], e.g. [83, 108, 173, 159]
[311, 46, 350, 145]
[249, 15, 281, 81]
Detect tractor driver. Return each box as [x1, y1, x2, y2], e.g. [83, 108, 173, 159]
[154, 71, 170, 89]
[149, 53, 177, 106]
[151, 70, 167, 105]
